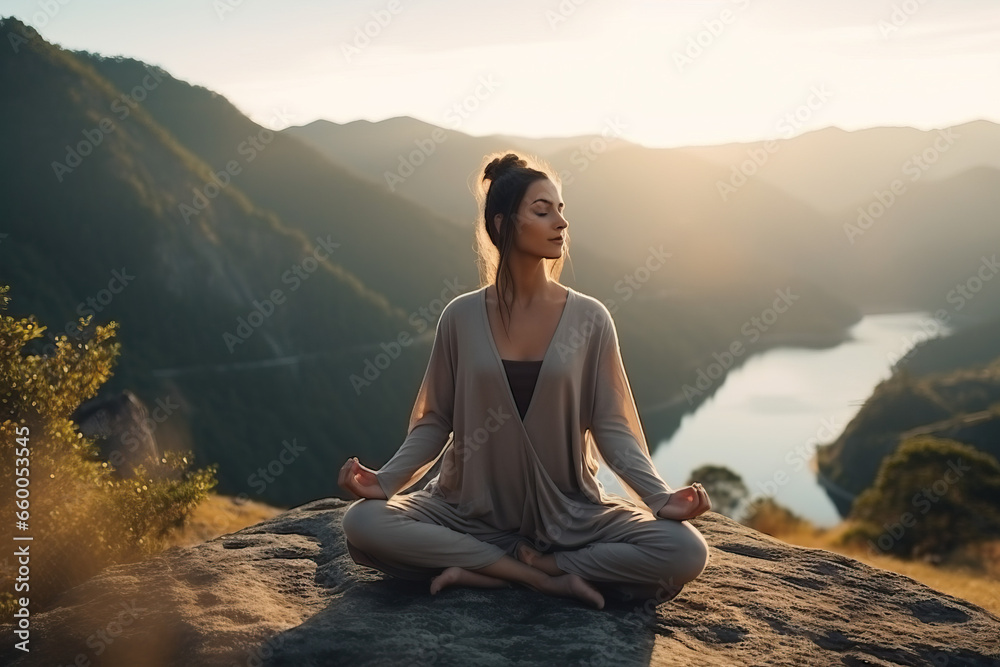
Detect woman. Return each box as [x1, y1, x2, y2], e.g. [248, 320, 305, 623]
[339, 152, 711, 610]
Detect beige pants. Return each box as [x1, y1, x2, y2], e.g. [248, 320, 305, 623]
[341, 494, 709, 604]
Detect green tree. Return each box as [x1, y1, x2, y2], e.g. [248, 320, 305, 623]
[687, 464, 749, 518]
[0, 285, 217, 614]
[846, 436, 1000, 559]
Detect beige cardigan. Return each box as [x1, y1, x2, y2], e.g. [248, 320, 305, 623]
[375, 284, 676, 545]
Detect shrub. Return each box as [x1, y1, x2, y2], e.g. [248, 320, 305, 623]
[741, 496, 810, 536]
[687, 464, 748, 518]
[845, 436, 1000, 559]
[0, 285, 217, 615]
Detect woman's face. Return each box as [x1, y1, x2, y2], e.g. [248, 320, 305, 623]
[495, 177, 568, 259]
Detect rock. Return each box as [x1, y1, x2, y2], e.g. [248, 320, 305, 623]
[3, 499, 999, 666]
[71, 390, 165, 479]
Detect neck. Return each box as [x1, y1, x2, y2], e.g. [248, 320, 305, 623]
[498, 249, 559, 308]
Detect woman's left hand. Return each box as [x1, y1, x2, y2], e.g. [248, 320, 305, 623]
[656, 483, 712, 521]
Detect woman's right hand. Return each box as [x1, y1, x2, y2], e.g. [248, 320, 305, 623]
[338, 457, 389, 500]
[656, 483, 711, 521]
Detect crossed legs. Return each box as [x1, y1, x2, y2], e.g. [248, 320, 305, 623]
[341, 498, 709, 609]
[516, 517, 710, 603]
[342, 498, 606, 608]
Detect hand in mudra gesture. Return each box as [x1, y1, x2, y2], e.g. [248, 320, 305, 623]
[657, 483, 712, 521]
[338, 457, 388, 500]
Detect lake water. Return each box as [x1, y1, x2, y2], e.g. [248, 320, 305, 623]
[597, 312, 947, 527]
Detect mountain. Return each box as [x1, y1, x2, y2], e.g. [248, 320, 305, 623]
[60, 61, 861, 434]
[549, 138, 1000, 317]
[282, 116, 866, 429]
[833, 165, 1000, 315]
[77, 56, 479, 313]
[0, 17, 428, 507]
[679, 120, 1000, 218]
[283, 116, 507, 226]
[282, 117, 635, 226]
[897, 316, 1000, 377]
[290, 115, 1000, 318]
[0, 17, 863, 511]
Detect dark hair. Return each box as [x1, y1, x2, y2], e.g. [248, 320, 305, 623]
[471, 151, 571, 339]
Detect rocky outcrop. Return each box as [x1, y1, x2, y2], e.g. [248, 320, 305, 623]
[72, 390, 165, 479]
[3, 498, 999, 666]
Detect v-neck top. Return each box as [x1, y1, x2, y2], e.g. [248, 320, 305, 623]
[501, 359, 544, 421]
[374, 284, 677, 543]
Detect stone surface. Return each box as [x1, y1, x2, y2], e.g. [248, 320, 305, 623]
[4, 498, 1000, 666]
[72, 390, 166, 479]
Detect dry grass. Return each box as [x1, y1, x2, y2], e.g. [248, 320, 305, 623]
[161, 492, 287, 548]
[762, 520, 1000, 618]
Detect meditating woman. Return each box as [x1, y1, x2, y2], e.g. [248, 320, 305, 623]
[339, 152, 711, 610]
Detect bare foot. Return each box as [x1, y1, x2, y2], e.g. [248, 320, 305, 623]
[516, 542, 565, 576]
[428, 557, 603, 610]
[429, 566, 511, 595]
[545, 573, 605, 610]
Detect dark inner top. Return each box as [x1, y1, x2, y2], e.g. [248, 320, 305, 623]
[501, 358, 544, 421]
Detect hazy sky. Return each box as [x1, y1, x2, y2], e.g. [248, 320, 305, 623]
[4, 0, 998, 147]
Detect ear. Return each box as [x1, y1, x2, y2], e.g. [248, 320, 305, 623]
[493, 213, 504, 236]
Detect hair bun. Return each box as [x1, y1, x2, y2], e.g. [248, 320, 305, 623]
[483, 153, 527, 182]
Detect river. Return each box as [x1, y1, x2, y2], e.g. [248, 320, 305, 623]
[597, 312, 948, 527]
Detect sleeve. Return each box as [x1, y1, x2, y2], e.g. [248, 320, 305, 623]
[374, 304, 457, 499]
[589, 309, 675, 517]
